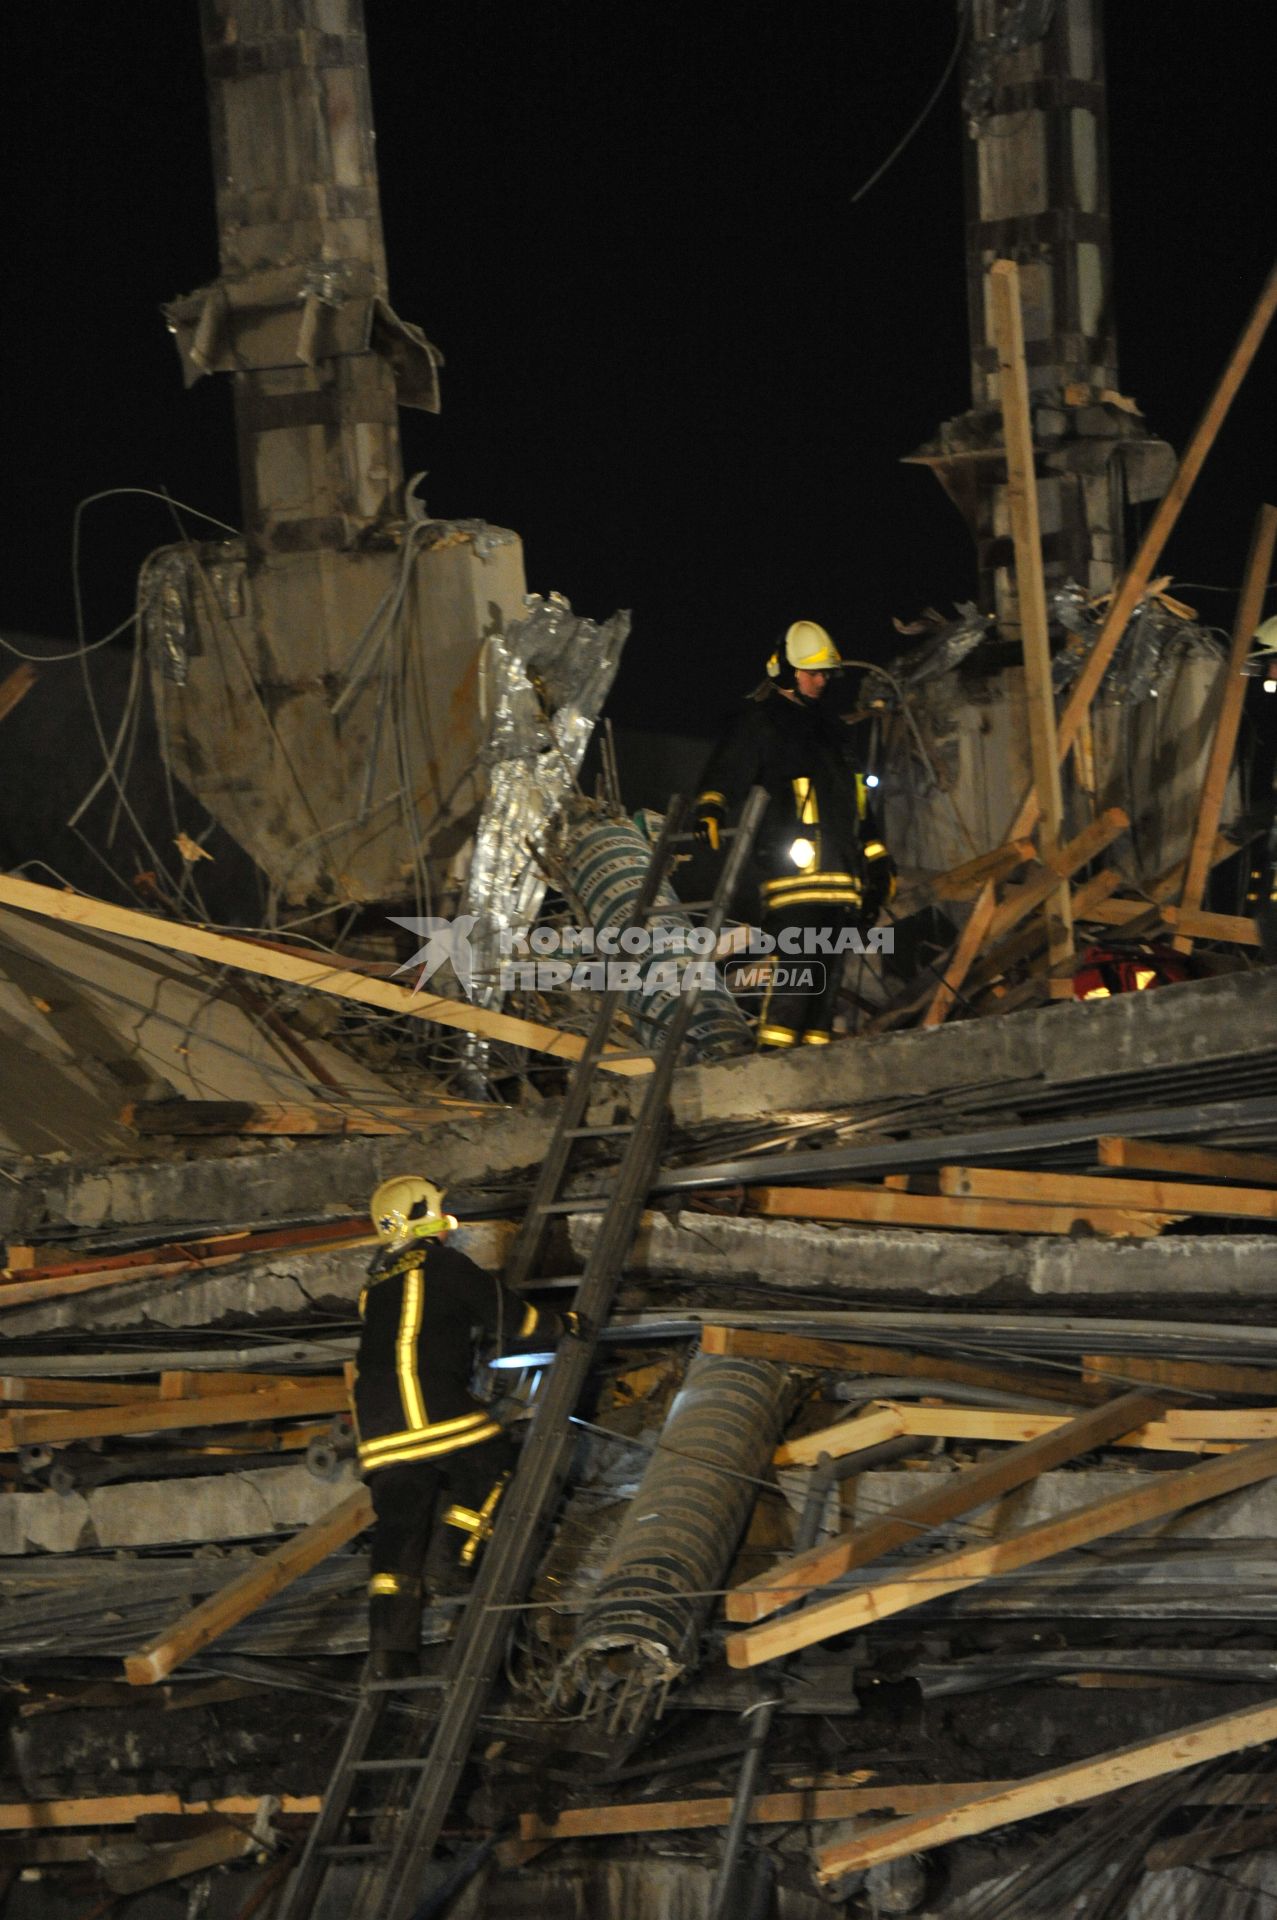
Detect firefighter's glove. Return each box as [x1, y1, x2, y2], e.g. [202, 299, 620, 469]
[694, 811, 722, 853]
[563, 1309, 591, 1340]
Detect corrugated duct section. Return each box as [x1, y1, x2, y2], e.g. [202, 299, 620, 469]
[563, 814, 752, 1062]
[560, 1351, 795, 1728]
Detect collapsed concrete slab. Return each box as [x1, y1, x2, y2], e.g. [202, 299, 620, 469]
[573, 1209, 1277, 1306]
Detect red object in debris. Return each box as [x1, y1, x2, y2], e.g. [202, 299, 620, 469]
[1071, 943, 1193, 1002]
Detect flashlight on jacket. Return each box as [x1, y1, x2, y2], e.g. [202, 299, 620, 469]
[789, 837, 816, 871]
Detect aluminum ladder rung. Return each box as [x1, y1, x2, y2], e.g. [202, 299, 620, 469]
[350, 1756, 433, 1773]
[564, 1124, 632, 1138]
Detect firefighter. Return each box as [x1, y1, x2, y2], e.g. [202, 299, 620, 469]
[353, 1174, 564, 1679]
[694, 621, 895, 1048]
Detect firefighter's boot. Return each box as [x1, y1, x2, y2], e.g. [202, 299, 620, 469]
[366, 1573, 423, 1681]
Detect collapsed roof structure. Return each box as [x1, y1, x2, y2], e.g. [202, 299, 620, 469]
[1, 2, 1275, 1917]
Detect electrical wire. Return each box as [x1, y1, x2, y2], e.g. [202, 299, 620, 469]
[849, 1, 970, 205]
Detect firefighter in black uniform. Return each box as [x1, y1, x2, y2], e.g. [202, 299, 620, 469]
[353, 1174, 563, 1678]
[694, 621, 895, 1048]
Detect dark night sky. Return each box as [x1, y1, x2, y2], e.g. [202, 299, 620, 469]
[3, 3, 1273, 742]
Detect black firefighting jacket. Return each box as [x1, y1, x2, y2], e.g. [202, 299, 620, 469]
[353, 1239, 547, 1476]
[695, 688, 894, 916]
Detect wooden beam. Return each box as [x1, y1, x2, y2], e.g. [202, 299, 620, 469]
[520, 1770, 1277, 1847]
[967, 868, 1123, 992]
[1007, 261, 1277, 842]
[814, 1695, 1277, 1881]
[0, 1381, 349, 1450]
[922, 879, 997, 1028]
[0, 1377, 162, 1406]
[1083, 1353, 1277, 1397]
[124, 1487, 372, 1685]
[746, 1185, 1177, 1238]
[773, 1401, 1233, 1470]
[0, 1219, 378, 1311]
[727, 1389, 1167, 1624]
[0, 1792, 321, 1832]
[774, 1405, 905, 1467]
[1161, 903, 1262, 947]
[985, 809, 1128, 945]
[698, 1325, 1101, 1406]
[518, 1781, 1018, 1843]
[725, 1435, 1277, 1669]
[1097, 1137, 1277, 1186]
[989, 259, 1072, 964]
[0, 874, 652, 1076]
[1174, 502, 1277, 953]
[0, 664, 38, 726]
[930, 839, 1036, 900]
[123, 1096, 495, 1136]
[938, 1163, 1277, 1222]
[923, 812, 1127, 1028]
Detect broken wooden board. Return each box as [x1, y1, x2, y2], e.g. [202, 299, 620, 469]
[814, 1694, 1277, 1881]
[1083, 898, 1261, 945]
[1097, 1137, 1277, 1185]
[698, 1326, 1101, 1405]
[729, 1390, 1167, 1623]
[938, 1163, 1277, 1221]
[125, 1486, 372, 1685]
[726, 1436, 1277, 1668]
[774, 1401, 1231, 1469]
[0, 874, 652, 1075]
[746, 1185, 1178, 1237]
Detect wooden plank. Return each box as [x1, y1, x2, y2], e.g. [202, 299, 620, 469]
[158, 1370, 329, 1399]
[1007, 261, 1277, 842]
[0, 664, 38, 725]
[124, 1097, 495, 1136]
[814, 1695, 1277, 1881]
[124, 1487, 372, 1685]
[0, 1381, 349, 1450]
[725, 1435, 1277, 1669]
[520, 1770, 1277, 1847]
[968, 868, 1122, 992]
[0, 1792, 321, 1832]
[698, 1325, 1101, 1405]
[518, 1782, 1015, 1842]
[0, 1222, 379, 1311]
[1162, 903, 1262, 947]
[1097, 1137, 1277, 1186]
[746, 1185, 1177, 1238]
[0, 874, 652, 1076]
[938, 1163, 1277, 1221]
[1083, 1353, 1277, 1397]
[774, 1406, 906, 1468]
[1174, 503, 1277, 953]
[727, 1389, 1167, 1624]
[0, 1377, 162, 1406]
[931, 839, 1036, 900]
[773, 1401, 1232, 1469]
[2, 1216, 371, 1285]
[985, 809, 1128, 945]
[922, 880, 997, 1028]
[990, 259, 1072, 964]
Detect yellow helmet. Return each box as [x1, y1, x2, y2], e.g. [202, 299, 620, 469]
[766, 620, 845, 681]
[370, 1174, 456, 1246]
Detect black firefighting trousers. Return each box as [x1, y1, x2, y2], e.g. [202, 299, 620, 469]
[366, 1436, 515, 1657]
[756, 900, 864, 1047]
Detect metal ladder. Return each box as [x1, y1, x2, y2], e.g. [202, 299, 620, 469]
[278, 786, 766, 1920]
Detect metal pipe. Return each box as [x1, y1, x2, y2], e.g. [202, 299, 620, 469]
[708, 1446, 873, 1920]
